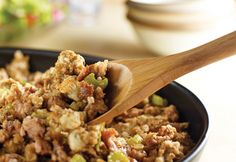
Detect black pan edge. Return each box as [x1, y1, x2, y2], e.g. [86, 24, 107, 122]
[172, 82, 209, 162]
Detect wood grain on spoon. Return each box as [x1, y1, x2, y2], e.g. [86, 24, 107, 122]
[89, 31, 236, 125]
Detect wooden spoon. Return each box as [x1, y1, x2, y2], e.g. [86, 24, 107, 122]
[89, 31, 236, 125]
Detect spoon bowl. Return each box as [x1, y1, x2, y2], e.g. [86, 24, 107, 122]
[89, 31, 236, 125]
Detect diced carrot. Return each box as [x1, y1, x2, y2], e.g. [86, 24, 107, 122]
[26, 14, 37, 27]
[102, 128, 118, 143]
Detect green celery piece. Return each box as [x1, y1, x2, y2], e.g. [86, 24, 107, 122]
[150, 94, 168, 107]
[127, 134, 144, 150]
[108, 151, 129, 162]
[84, 73, 108, 89]
[0, 88, 8, 96]
[70, 154, 86, 162]
[128, 134, 143, 144]
[127, 134, 143, 146]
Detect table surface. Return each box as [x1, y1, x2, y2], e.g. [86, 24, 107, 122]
[1, 0, 236, 161]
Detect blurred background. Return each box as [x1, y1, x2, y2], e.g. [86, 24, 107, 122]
[1, 0, 235, 59]
[0, 0, 148, 59]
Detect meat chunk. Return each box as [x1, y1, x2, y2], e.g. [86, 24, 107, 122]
[94, 87, 105, 99]
[129, 149, 147, 161]
[102, 128, 119, 151]
[0, 79, 43, 120]
[12, 100, 34, 119]
[122, 108, 144, 118]
[59, 77, 94, 101]
[78, 81, 94, 99]
[59, 76, 80, 101]
[143, 133, 159, 146]
[157, 140, 184, 162]
[0, 129, 9, 143]
[89, 60, 108, 77]
[0, 68, 8, 80]
[3, 134, 24, 154]
[162, 105, 179, 122]
[55, 50, 85, 75]
[59, 109, 84, 130]
[77, 60, 108, 80]
[68, 125, 101, 153]
[51, 140, 68, 162]
[24, 143, 37, 162]
[0, 79, 21, 107]
[158, 124, 177, 139]
[143, 105, 161, 116]
[84, 99, 108, 121]
[44, 93, 68, 108]
[34, 137, 52, 155]
[6, 51, 29, 82]
[0, 154, 24, 162]
[2, 120, 22, 136]
[28, 71, 43, 84]
[22, 116, 45, 140]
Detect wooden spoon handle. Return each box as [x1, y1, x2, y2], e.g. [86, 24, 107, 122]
[89, 31, 236, 125]
[174, 31, 236, 72]
[132, 31, 236, 99]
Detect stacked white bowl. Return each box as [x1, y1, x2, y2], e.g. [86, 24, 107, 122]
[127, 0, 236, 55]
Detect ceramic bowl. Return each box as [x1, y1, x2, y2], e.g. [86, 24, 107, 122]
[126, 0, 236, 55]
